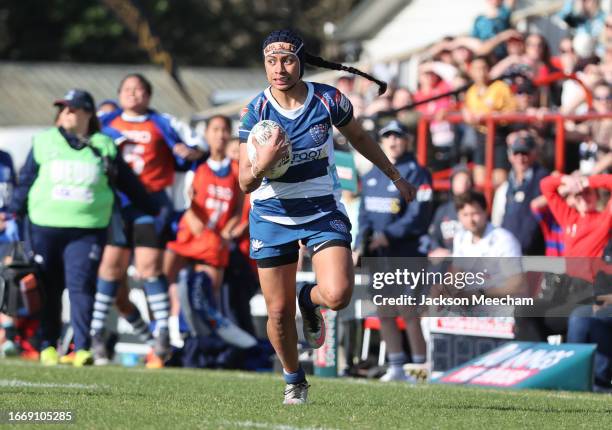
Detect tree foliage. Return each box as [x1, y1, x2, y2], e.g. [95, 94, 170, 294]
[0, 0, 357, 66]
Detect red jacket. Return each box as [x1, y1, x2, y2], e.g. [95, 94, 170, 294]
[540, 174, 612, 258]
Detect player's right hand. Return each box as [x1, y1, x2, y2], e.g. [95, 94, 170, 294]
[254, 127, 290, 171]
[394, 178, 417, 202]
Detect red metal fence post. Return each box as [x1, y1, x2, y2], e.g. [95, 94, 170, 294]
[417, 117, 428, 167]
[485, 117, 496, 211]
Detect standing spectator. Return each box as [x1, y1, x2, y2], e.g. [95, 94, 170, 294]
[540, 173, 612, 257]
[463, 56, 517, 187]
[568, 82, 612, 175]
[354, 120, 433, 382]
[492, 133, 549, 254]
[428, 165, 473, 257]
[6, 89, 157, 367]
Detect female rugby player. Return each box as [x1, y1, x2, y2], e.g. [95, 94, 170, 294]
[238, 30, 416, 404]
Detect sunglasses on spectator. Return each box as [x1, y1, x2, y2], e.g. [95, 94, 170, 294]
[511, 150, 530, 156]
[560, 48, 573, 53]
[594, 95, 611, 101]
[606, 22, 612, 29]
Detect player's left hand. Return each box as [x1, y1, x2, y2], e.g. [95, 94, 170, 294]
[394, 178, 417, 202]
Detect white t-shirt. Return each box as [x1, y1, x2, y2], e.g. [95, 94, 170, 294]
[453, 223, 521, 258]
[452, 223, 522, 290]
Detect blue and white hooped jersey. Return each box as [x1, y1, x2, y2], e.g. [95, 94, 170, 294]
[239, 82, 354, 225]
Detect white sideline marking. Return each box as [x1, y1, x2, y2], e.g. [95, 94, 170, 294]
[0, 379, 105, 390]
[221, 420, 337, 430]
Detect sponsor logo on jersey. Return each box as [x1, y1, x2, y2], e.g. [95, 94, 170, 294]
[364, 196, 401, 214]
[291, 144, 328, 165]
[122, 129, 152, 144]
[251, 239, 264, 252]
[330, 219, 348, 234]
[309, 123, 329, 145]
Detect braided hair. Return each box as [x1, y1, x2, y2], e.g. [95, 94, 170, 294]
[262, 29, 387, 96]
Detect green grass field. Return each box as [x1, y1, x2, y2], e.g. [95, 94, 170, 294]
[0, 360, 610, 430]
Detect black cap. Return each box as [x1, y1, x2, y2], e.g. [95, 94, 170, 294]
[379, 120, 408, 138]
[510, 135, 536, 153]
[54, 89, 95, 113]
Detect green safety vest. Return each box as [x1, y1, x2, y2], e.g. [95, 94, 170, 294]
[28, 127, 116, 228]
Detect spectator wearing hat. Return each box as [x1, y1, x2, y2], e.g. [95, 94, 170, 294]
[354, 120, 433, 382]
[428, 165, 473, 257]
[5, 89, 158, 367]
[492, 133, 549, 255]
[355, 121, 433, 259]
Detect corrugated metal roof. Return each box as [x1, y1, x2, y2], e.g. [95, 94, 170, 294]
[333, 0, 412, 42]
[0, 62, 268, 126]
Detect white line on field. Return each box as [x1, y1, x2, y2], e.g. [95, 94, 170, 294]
[220, 420, 337, 430]
[0, 379, 107, 390]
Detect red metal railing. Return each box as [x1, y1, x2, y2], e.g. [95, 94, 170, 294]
[417, 112, 612, 206]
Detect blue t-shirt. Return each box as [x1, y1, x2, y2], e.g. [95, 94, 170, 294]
[239, 82, 354, 225]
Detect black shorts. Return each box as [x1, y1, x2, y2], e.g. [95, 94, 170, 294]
[107, 206, 171, 249]
[473, 131, 511, 170]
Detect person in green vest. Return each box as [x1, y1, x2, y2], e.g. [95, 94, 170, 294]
[6, 89, 159, 367]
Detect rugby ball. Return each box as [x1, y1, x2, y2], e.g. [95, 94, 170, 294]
[247, 120, 292, 179]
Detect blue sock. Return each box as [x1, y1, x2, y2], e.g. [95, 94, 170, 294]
[143, 276, 170, 333]
[91, 279, 119, 336]
[125, 308, 154, 346]
[298, 283, 317, 312]
[283, 367, 306, 384]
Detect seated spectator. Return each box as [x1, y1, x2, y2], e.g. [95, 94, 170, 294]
[540, 173, 612, 257]
[558, 0, 606, 39]
[471, 0, 515, 43]
[463, 55, 517, 187]
[413, 63, 456, 170]
[452, 191, 524, 300]
[530, 193, 566, 257]
[568, 81, 612, 175]
[567, 302, 612, 392]
[492, 133, 549, 255]
[561, 59, 604, 115]
[492, 33, 559, 106]
[551, 37, 579, 74]
[428, 165, 473, 257]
